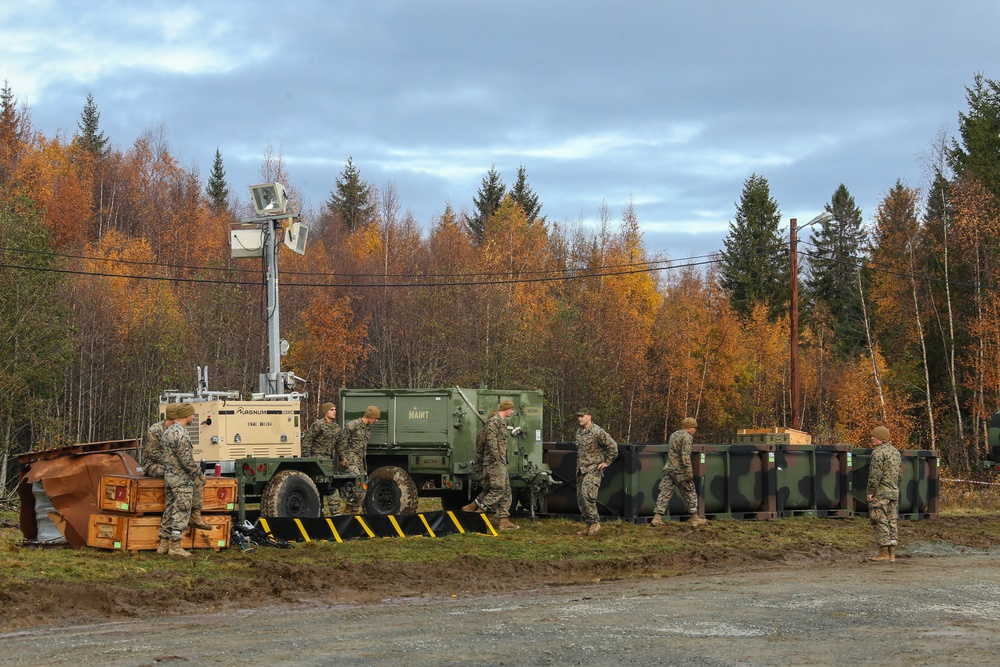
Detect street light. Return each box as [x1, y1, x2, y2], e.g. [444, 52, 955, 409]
[790, 211, 834, 430]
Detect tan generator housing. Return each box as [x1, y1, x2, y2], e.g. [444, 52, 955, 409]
[158, 399, 302, 462]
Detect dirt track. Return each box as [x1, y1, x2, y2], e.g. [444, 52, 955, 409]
[2, 542, 999, 666]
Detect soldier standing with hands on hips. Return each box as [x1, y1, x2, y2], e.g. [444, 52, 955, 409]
[574, 408, 618, 536]
[867, 425, 902, 562]
[651, 417, 707, 527]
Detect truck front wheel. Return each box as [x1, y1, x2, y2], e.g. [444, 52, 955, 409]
[363, 466, 419, 515]
[260, 470, 322, 518]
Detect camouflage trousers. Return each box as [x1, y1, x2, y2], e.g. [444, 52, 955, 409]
[869, 498, 899, 547]
[654, 470, 698, 516]
[323, 489, 341, 515]
[576, 469, 605, 524]
[147, 468, 203, 511]
[341, 460, 367, 511]
[476, 460, 511, 519]
[159, 474, 201, 539]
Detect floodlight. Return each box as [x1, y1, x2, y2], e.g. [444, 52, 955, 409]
[283, 221, 309, 255]
[250, 182, 288, 216]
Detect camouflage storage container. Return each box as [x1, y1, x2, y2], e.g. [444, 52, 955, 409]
[542, 443, 692, 520]
[339, 388, 550, 514]
[850, 448, 940, 519]
[694, 444, 778, 519]
[775, 444, 852, 518]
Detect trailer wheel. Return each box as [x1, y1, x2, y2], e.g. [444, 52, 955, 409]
[260, 470, 322, 518]
[363, 466, 419, 515]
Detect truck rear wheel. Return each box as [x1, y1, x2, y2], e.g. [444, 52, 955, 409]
[363, 466, 419, 515]
[260, 470, 321, 518]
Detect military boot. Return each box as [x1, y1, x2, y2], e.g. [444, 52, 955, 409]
[156, 537, 170, 554]
[168, 541, 192, 558]
[869, 546, 890, 562]
[498, 517, 520, 531]
[650, 514, 664, 527]
[462, 501, 483, 513]
[688, 515, 708, 527]
[586, 522, 601, 536]
[888, 546, 896, 562]
[575, 524, 592, 536]
[188, 511, 212, 531]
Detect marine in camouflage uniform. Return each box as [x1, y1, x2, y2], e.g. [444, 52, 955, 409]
[143, 418, 169, 478]
[339, 405, 380, 514]
[157, 402, 203, 557]
[867, 425, 902, 562]
[464, 401, 520, 530]
[574, 409, 618, 536]
[652, 417, 707, 526]
[303, 402, 344, 514]
[146, 404, 206, 517]
[473, 410, 499, 494]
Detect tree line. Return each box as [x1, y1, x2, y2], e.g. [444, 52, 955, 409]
[1, 73, 999, 491]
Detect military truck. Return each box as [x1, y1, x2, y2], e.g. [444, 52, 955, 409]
[157, 368, 362, 522]
[340, 387, 555, 515]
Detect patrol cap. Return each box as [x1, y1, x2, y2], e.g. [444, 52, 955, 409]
[364, 405, 381, 419]
[174, 402, 194, 419]
[681, 417, 698, 429]
[499, 400, 516, 411]
[576, 408, 593, 417]
[321, 402, 335, 415]
[871, 426, 890, 442]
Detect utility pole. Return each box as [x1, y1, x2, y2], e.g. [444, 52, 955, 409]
[790, 218, 801, 430]
[789, 211, 833, 431]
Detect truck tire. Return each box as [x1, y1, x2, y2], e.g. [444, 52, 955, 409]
[363, 466, 419, 516]
[260, 470, 322, 518]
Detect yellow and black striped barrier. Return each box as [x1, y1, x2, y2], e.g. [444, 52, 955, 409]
[256, 510, 499, 543]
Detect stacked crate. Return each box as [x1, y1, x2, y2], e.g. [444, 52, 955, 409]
[87, 475, 236, 552]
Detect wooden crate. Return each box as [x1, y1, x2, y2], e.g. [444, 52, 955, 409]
[98, 475, 238, 514]
[736, 427, 812, 445]
[190, 514, 231, 551]
[87, 513, 231, 552]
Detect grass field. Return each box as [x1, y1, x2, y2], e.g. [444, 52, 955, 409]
[1, 478, 998, 632]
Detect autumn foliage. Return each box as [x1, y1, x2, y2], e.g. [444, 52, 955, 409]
[2, 77, 1000, 483]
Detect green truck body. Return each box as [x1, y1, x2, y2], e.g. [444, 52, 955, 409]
[340, 387, 553, 514]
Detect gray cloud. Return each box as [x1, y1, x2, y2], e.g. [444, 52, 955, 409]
[4, 0, 998, 257]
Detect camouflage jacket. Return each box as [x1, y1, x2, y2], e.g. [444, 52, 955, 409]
[665, 428, 694, 477]
[341, 418, 372, 464]
[867, 442, 901, 501]
[575, 423, 618, 474]
[161, 422, 200, 485]
[482, 413, 509, 466]
[142, 420, 167, 476]
[302, 418, 343, 459]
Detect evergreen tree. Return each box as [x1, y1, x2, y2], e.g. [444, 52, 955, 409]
[510, 164, 543, 224]
[74, 92, 109, 158]
[468, 164, 506, 244]
[326, 156, 375, 231]
[720, 173, 787, 319]
[805, 184, 868, 356]
[205, 148, 230, 211]
[948, 72, 1000, 199]
[0, 80, 29, 185]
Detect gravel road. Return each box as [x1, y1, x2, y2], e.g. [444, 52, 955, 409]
[2, 544, 998, 667]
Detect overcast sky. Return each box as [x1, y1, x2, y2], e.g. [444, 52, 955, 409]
[3, 1, 998, 259]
